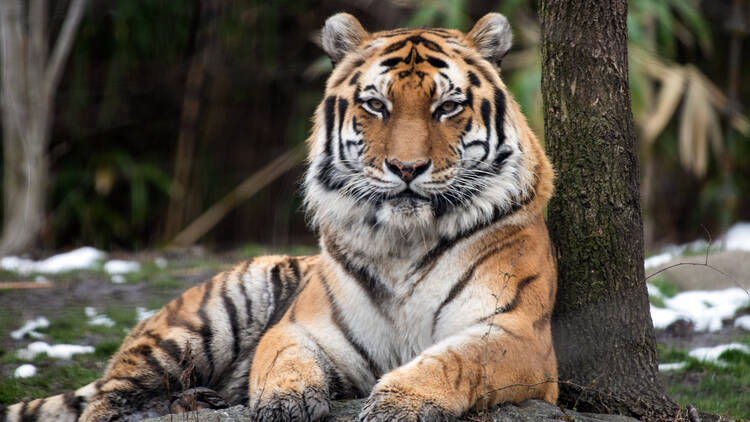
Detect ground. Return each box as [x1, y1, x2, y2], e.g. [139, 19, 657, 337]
[0, 241, 748, 421]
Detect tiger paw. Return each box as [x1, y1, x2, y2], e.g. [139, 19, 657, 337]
[251, 387, 330, 422]
[358, 389, 457, 422]
[169, 387, 229, 414]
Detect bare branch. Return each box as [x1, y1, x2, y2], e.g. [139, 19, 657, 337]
[646, 226, 749, 299]
[44, 0, 87, 97]
[171, 146, 306, 246]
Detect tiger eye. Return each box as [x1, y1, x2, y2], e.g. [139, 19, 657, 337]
[440, 101, 458, 112]
[367, 99, 385, 111]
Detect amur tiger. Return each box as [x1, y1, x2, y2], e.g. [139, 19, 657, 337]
[3, 12, 557, 422]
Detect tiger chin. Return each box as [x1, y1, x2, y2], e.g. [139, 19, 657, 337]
[4, 12, 557, 422]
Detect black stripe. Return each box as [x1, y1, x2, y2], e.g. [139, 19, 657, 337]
[0, 405, 7, 422]
[20, 399, 40, 422]
[318, 268, 382, 378]
[236, 258, 255, 327]
[493, 87, 507, 151]
[19, 402, 28, 422]
[297, 324, 362, 399]
[337, 98, 353, 170]
[143, 331, 183, 364]
[465, 87, 474, 110]
[382, 39, 408, 54]
[270, 265, 283, 306]
[431, 239, 524, 336]
[323, 96, 336, 155]
[196, 279, 215, 381]
[348, 71, 361, 86]
[62, 392, 85, 419]
[324, 235, 393, 311]
[288, 258, 301, 286]
[482, 274, 539, 320]
[131, 344, 179, 388]
[166, 296, 199, 332]
[468, 71, 481, 87]
[380, 56, 403, 68]
[426, 56, 447, 68]
[221, 284, 241, 361]
[464, 57, 496, 85]
[480, 99, 491, 135]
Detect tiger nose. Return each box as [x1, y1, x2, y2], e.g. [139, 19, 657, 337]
[385, 158, 431, 183]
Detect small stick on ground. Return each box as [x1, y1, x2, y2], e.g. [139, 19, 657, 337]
[0, 281, 54, 289]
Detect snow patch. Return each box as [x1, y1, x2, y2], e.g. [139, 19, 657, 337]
[104, 260, 140, 275]
[17, 341, 94, 360]
[85, 307, 115, 327]
[658, 362, 687, 372]
[14, 364, 37, 378]
[11, 317, 49, 340]
[725, 222, 750, 252]
[1, 247, 105, 275]
[154, 257, 168, 269]
[734, 315, 750, 331]
[646, 282, 663, 297]
[650, 306, 684, 330]
[645, 252, 673, 269]
[688, 343, 750, 365]
[111, 275, 126, 284]
[651, 287, 749, 332]
[136, 307, 156, 322]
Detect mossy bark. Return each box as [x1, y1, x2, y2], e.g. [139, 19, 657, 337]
[540, 0, 679, 420]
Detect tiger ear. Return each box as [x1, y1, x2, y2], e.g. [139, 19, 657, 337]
[466, 13, 513, 66]
[321, 13, 368, 65]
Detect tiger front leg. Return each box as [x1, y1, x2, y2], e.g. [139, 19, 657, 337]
[248, 322, 336, 422]
[358, 324, 557, 422]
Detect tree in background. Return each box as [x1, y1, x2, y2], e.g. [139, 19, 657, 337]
[0, 0, 87, 253]
[541, 0, 680, 420]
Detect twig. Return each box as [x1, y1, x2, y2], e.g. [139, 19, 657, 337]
[646, 225, 750, 299]
[0, 281, 53, 289]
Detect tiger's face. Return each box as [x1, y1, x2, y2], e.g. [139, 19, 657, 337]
[305, 13, 548, 238]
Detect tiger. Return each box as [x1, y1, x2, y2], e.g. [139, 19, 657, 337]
[3, 12, 557, 422]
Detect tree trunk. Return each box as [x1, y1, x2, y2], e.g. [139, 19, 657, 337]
[540, 0, 679, 420]
[0, 0, 86, 254]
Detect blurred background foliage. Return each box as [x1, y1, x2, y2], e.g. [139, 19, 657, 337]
[3, 0, 749, 252]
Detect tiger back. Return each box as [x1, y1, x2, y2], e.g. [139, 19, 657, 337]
[3, 12, 557, 422]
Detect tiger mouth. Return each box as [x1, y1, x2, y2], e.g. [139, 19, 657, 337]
[388, 189, 430, 202]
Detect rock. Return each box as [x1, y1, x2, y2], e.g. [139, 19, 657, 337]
[141, 399, 642, 422]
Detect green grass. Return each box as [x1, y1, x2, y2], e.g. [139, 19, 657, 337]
[659, 336, 750, 420]
[38, 306, 131, 344]
[648, 275, 680, 308]
[235, 243, 318, 258]
[0, 355, 102, 404]
[650, 276, 680, 298]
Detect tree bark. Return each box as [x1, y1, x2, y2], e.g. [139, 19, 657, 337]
[540, 0, 679, 420]
[0, 0, 86, 254]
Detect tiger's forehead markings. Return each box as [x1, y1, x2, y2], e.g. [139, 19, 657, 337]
[381, 34, 445, 55]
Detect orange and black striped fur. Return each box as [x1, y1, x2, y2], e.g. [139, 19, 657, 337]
[4, 13, 557, 422]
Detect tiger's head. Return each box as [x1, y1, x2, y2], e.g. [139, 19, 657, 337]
[304, 13, 553, 241]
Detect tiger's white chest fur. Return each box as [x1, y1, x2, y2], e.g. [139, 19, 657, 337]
[320, 216, 500, 375]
